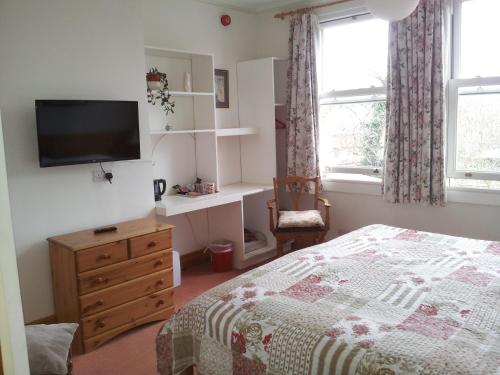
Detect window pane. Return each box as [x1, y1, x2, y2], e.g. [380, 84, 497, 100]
[456, 88, 500, 172]
[320, 101, 386, 169]
[460, 0, 500, 78]
[322, 18, 388, 92]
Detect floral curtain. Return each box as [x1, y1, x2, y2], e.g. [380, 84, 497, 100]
[286, 13, 321, 191]
[383, 0, 446, 205]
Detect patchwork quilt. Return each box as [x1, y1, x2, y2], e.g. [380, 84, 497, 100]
[157, 225, 500, 374]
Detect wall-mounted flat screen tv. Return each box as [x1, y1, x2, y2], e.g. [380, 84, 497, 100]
[35, 100, 140, 167]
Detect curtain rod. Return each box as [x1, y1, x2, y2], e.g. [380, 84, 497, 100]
[274, 0, 354, 19]
[319, 12, 370, 24]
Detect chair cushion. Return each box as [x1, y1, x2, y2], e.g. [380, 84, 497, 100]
[278, 210, 325, 229]
[25, 323, 78, 375]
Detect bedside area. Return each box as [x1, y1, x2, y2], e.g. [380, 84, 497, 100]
[47, 217, 175, 354]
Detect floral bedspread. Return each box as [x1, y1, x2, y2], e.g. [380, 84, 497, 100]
[157, 225, 500, 374]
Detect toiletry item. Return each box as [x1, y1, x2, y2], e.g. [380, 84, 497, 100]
[183, 72, 192, 92]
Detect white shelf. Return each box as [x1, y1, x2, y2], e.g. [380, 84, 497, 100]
[170, 91, 214, 97]
[155, 183, 272, 217]
[150, 129, 215, 136]
[216, 128, 258, 137]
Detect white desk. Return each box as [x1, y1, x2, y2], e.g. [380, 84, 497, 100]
[155, 183, 276, 269]
[155, 183, 273, 217]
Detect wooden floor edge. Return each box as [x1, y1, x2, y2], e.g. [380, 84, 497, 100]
[180, 249, 210, 270]
[26, 314, 57, 325]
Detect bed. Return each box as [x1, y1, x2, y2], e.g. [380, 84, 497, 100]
[157, 225, 500, 374]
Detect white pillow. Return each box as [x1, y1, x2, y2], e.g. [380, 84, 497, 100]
[278, 210, 325, 228]
[25, 323, 78, 375]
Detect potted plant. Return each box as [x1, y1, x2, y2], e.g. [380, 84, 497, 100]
[146, 67, 163, 90]
[147, 67, 175, 128]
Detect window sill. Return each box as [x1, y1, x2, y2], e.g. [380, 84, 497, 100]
[323, 173, 382, 195]
[322, 174, 500, 207]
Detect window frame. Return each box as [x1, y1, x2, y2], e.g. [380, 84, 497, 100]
[319, 14, 388, 178]
[447, 0, 500, 182]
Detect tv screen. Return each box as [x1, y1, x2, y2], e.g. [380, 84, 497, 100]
[35, 100, 140, 167]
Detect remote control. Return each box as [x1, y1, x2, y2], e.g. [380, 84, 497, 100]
[94, 226, 118, 234]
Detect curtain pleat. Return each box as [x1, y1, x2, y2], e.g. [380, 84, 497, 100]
[383, 0, 446, 205]
[286, 13, 321, 192]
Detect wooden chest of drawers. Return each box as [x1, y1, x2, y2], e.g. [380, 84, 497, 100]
[48, 217, 175, 354]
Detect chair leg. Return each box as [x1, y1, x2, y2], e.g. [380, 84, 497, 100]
[276, 240, 284, 257]
[292, 238, 309, 251]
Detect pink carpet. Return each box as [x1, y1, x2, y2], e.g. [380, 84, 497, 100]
[73, 262, 246, 375]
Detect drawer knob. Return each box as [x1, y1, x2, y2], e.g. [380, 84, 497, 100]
[156, 300, 165, 308]
[83, 300, 104, 313]
[147, 241, 157, 248]
[94, 277, 106, 284]
[95, 319, 105, 328]
[97, 253, 111, 261]
[155, 280, 164, 288]
[154, 260, 164, 267]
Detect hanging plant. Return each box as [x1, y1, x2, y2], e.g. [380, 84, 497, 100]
[146, 67, 175, 116]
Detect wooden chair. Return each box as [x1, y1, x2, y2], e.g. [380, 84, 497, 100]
[267, 176, 331, 257]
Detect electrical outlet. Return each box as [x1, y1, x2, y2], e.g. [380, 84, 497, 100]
[93, 166, 112, 182]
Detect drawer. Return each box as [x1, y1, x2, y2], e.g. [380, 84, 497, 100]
[78, 250, 172, 294]
[81, 288, 174, 339]
[83, 307, 174, 352]
[80, 270, 172, 316]
[76, 241, 128, 273]
[129, 230, 171, 258]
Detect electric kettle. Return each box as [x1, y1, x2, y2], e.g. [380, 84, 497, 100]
[153, 179, 167, 201]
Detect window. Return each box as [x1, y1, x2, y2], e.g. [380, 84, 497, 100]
[319, 0, 500, 191]
[319, 16, 388, 180]
[448, 0, 500, 189]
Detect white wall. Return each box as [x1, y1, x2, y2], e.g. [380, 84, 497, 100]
[0, 0, 155, 322]
[255, 12, 289, 59]
[326, 190, 500, 241]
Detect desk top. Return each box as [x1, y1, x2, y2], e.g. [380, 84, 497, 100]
[155, 183, 273, 217]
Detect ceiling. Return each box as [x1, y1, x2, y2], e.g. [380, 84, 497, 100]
[195, 0, 321, 14]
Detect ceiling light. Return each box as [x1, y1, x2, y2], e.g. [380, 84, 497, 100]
[365, 0, 420, 21]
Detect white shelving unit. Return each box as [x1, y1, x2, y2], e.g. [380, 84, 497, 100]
[216, 127, 257, 137]
[146, 46, 218, 190]
[155, 183, 273, 217]
[237, 57, 289, 265]
[169, 91, 215, 97]
[150, 129, 215, 135]
[273, 58, 289, 187]
[146, 47, 285, 269]
[151, 128, 257, 137]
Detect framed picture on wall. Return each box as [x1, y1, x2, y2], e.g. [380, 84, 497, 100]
[215, 69, 229, 108]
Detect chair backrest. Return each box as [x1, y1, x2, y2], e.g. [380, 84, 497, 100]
[273, 176, 320, 212]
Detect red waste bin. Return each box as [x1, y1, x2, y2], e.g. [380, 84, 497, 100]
[210, 240, 233, 272]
